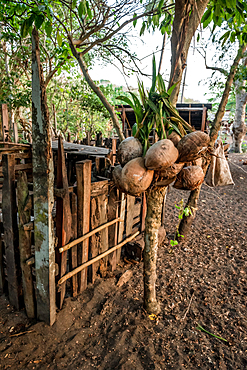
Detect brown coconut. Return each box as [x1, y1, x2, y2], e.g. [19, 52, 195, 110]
[117, 136, 143, 166]
[156, 163, 184, 186]
[145, 139, 179, 171]
[121, 157, 154, 196]
[112, 165, 125, 193]
[177, 131, 210, 163]
[173, 165, 204, 190]
[168, 131, 181, 147]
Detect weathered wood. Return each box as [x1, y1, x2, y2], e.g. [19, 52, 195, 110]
[111, 138, 117, 165]
[1, 104, 9, 142]
[141, 192, 147, 232]
[32, 27, 56, 325]
[126, 195, 136, 237]
[17, 172, 35, 318]
[52, 140, 110, 156]
[76, 160, 91, 292]
[0, 223, 5, 293]
[90, 196, 100, 283]
[56, 136, 72, 309]
[91, 179, 109, 197]
[96, 132, 103, 147]
[0, 163, 32, 176]
[107, 188, 118, 272]
[70, 192, 77, 296]
[58, 231, 140, 287]
[117, 192, 126, 262]
[2, 154, 21, 309]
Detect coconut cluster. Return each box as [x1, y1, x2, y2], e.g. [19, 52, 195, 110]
[112, 131, 210, 196]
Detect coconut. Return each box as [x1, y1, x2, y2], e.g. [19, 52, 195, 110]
[145, 139, 179, 171]
[173, 165, 204, 190]
[121, 157, 154, 196]
[155, 163, 184, 186]
[112, 165, 125, 193]
[117, 136, 143, 166]
[177, 131, 210, 163]
[168, 131, 181, 147]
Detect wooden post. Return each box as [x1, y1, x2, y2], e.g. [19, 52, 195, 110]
[2, 154, 21, 309]
[76, 160, 91, 292]
[1, 104, 9, 142]
[111, 138, 117, 165]
[108, 187, 118, 272]
[0, 222, 5, 294]
[117, 192, 126, 262]
[141, 192, 147, 232]
[17, 172, 35, 318]
[56, 137, 72, 309]
[32, 27, 56, 325]
[126, 195, 136, 236]
[201, 107, 207, 132]
[70, 192, 78, 296]
[96, 132, 103, 147]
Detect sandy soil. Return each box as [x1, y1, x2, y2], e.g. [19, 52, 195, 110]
[0, 153, 247, 370]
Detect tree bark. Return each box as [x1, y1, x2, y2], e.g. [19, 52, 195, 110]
[231, 77, 247, 152]
[68, 37, 125, 142]
[177, 44, 247, 240]
[144, 186, 167, 314]
[169, 0, 209, 105]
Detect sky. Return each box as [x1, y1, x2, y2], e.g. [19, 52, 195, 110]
[90, 28, 214, 103]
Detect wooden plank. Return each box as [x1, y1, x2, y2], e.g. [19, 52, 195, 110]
[70, 192, 78, 296]
[2, 154, 20, 309]
[201, 106, 207, 132]
[32, 28, 56, 325]
[52, 141, 110, 156]
[17, 172, 35, 318]
[141, 192, 147, 232]
[0, 223, 5, 294]
[117, 192, 126, 262]
[90, 196, 100, 283]
[126, 195, 136, 236]
[91, 179, 109, 197]
[0, 163, 32, 176]
[76, 160, 91, 292]
[56, 136, 72, 309]
[107, 188, 118, 272]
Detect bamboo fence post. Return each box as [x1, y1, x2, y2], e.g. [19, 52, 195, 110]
[117, 192, 126, 262]
[126, 195, 136, 236]
[107, 187, 119, 272]
[70, 192, 78, 296]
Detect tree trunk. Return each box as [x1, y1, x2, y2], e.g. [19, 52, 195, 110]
[68, 37, 125, 142]
[144, 186, 167, 314]
[169, 0, 209, 105]
[231, 79, 247, 153]
[177, 44, 247, 240]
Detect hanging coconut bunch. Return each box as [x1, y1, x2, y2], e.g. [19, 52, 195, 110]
[113, 56, 210, 196]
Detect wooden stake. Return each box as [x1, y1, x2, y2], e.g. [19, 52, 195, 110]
[17, 172, 35, 318]
[70, 192, 78, 296]
[56, 136, 72, 309]
[57, 231, 139, 287]
[108, 188, 119, 272]
[32, 27, 56, 325]
[76, 160, 91, 292]
[126, 195, 135, 236]
[117, 192, 126, 262]
[2, 154, 21, 309]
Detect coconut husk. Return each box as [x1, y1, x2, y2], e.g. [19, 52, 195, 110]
[168, 131, 181, 147]
[121, 157, 154, 196]
[112, 165, 125, 193]
[145, 139, 179, 171]
[155, 162, 184, 186]
[117, 137, 143, 166]
[173, 165, 204, 190]
[177, 131, 210, 163]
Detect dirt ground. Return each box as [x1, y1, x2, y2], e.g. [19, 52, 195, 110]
[1, 153, 247, 370]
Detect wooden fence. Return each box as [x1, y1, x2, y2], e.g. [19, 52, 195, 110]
[0, 139, 146, 321]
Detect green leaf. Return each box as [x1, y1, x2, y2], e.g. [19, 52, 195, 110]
[147, 98, 159, 114]
[78, 1, 84, 18]
[128, 92, 143, 123]
[57, 33, 62, 47]
[167, 81, 179, 96]
[86, 2, 93, 19]
[35, 14, 45, 30]
[21, 19, 30, 38]
[156, 74, 166, 94]
[140, 22, 146, 36]
[133, 13, 137, 27]
[149, 55, 156, 96]
[45, 21, 52, 37]
[201, 8, 213, 28]
[132, 123, 137, 136]
[197, 33, 200, 42]
[116, 95, 135, 110]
